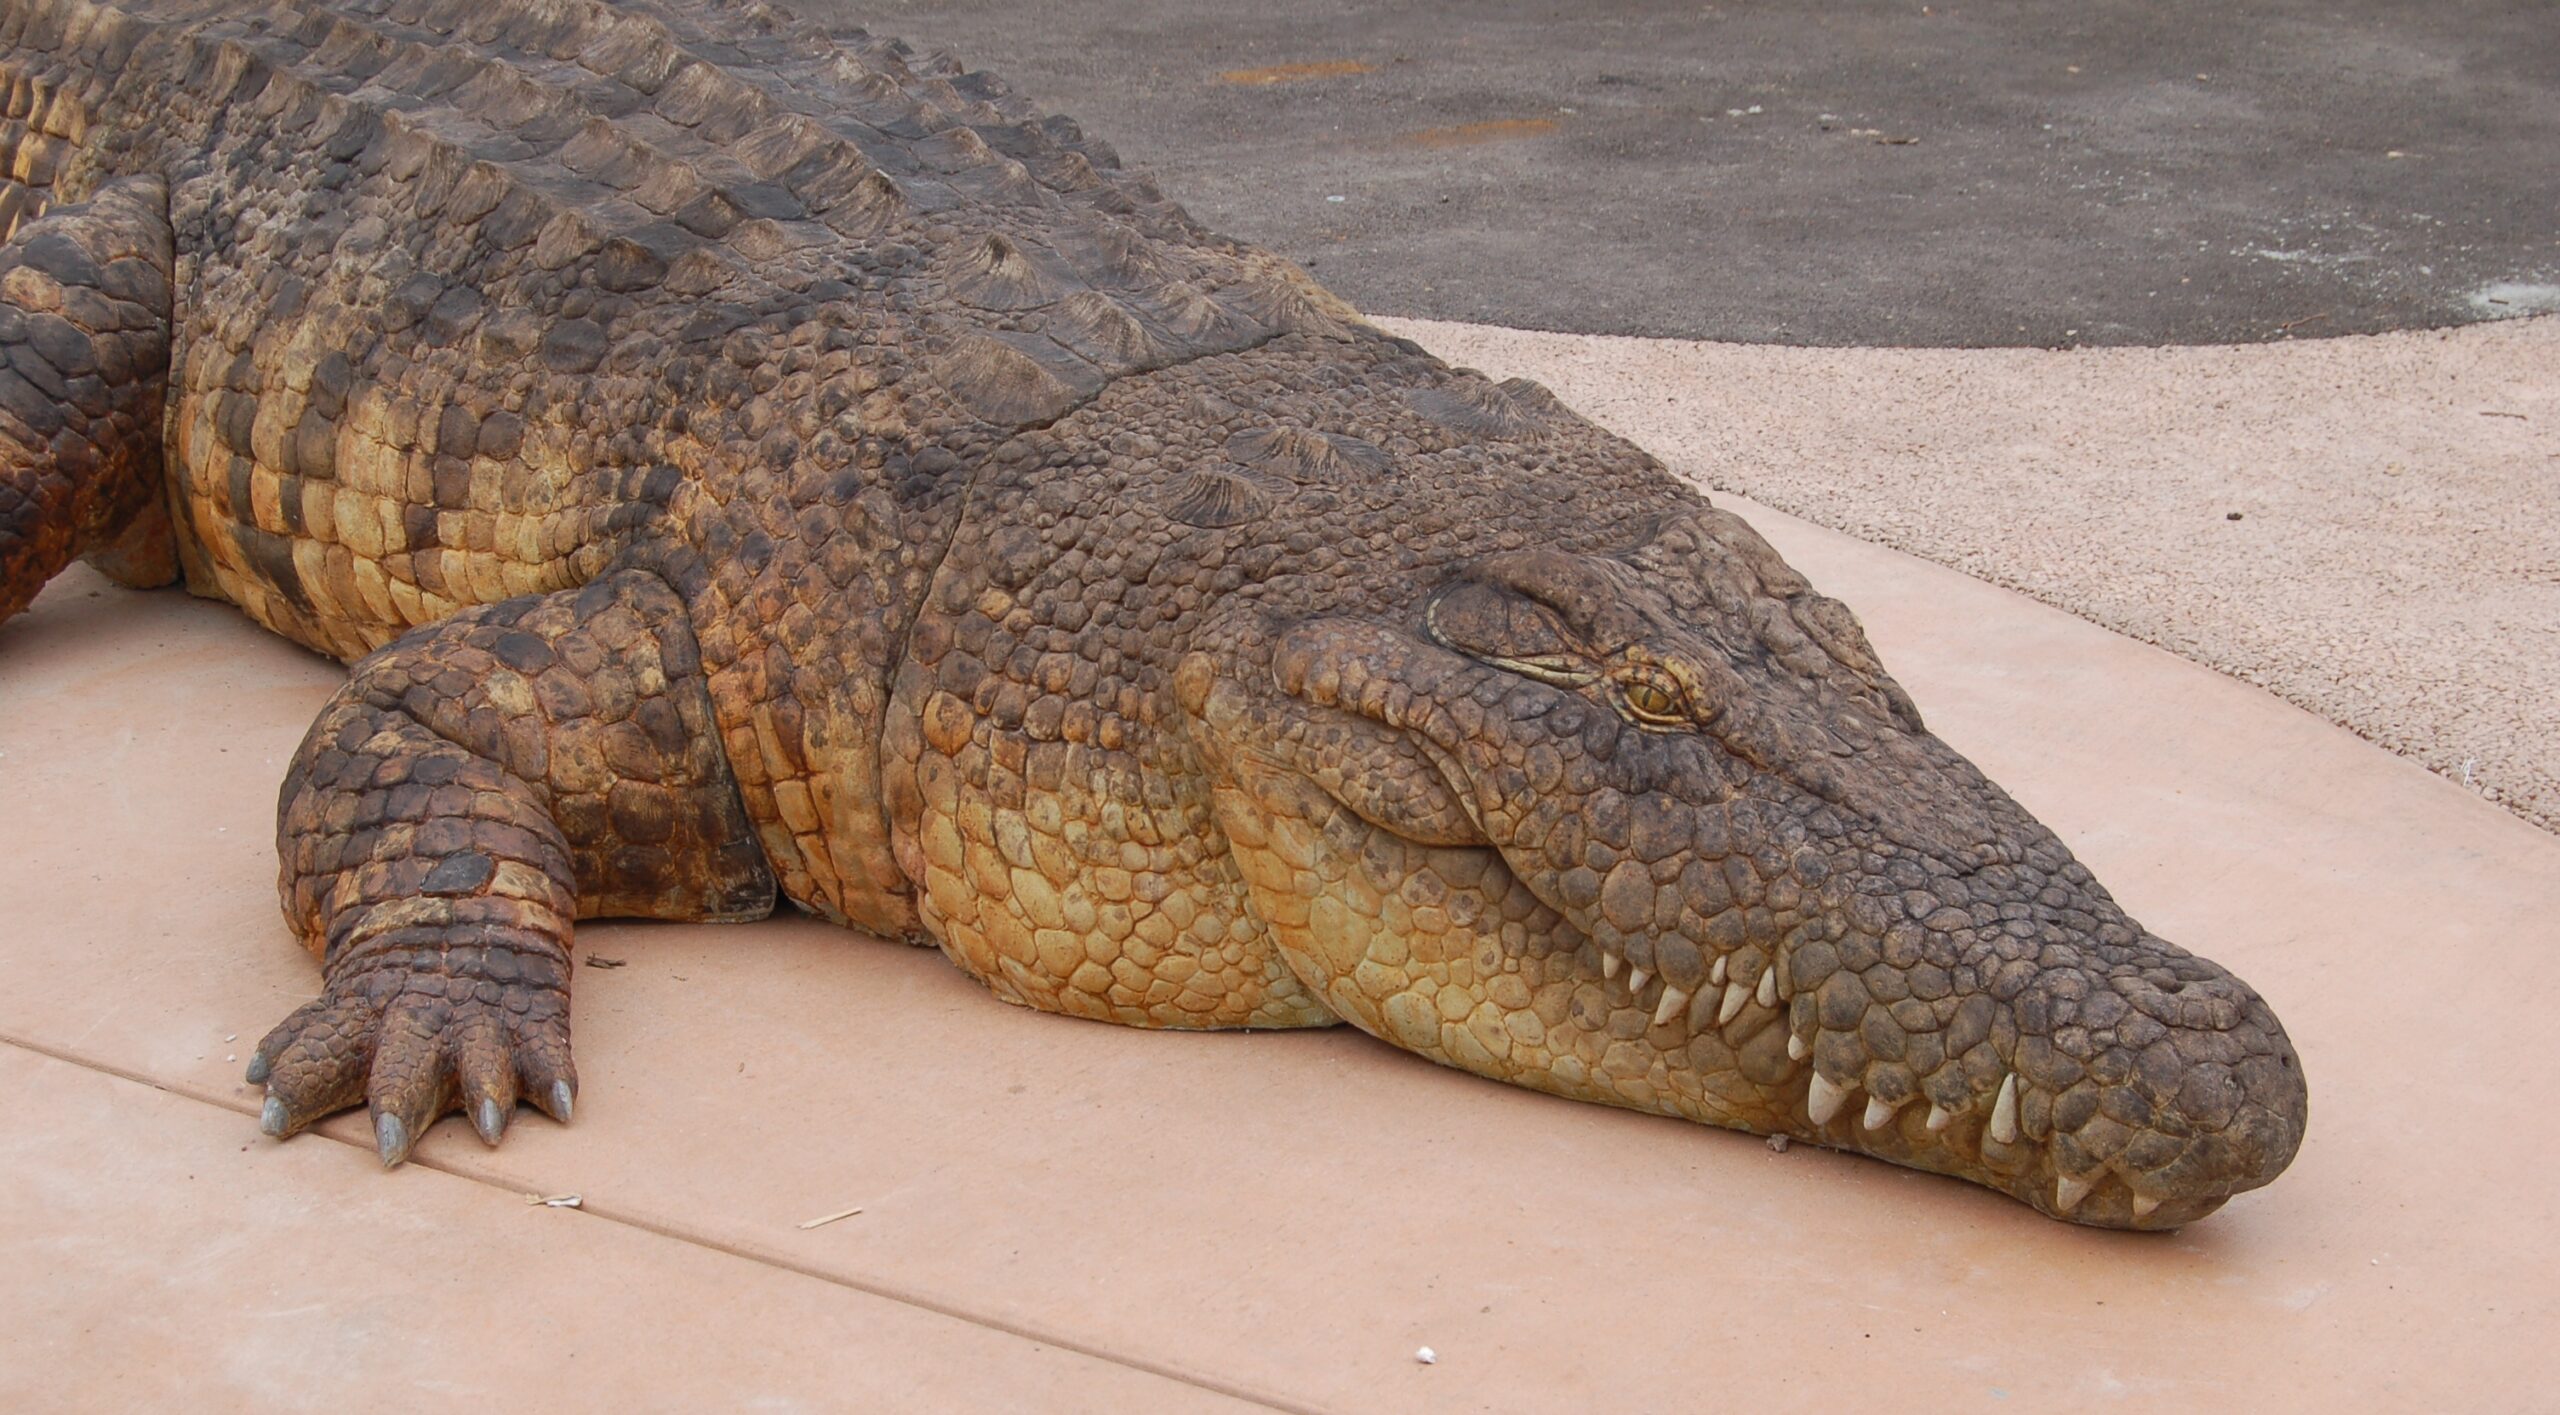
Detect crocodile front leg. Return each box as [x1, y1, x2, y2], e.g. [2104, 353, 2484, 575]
[0, 175, 175, 625]
[251, 571, 776, 1164]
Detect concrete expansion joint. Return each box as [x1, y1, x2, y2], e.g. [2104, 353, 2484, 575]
[0, 1030, 1314, 1414]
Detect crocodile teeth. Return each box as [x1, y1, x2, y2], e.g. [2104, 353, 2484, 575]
[1806, 1072, 1852, 1125]
[1989, 1074, 2021, 1144]
[1711, 955, 1728, 986]
[1925, 1102, 1955, 1132]
[1717, 979, 1750, 1025]
[1626, 967, 1651, 996]
[2132, 1193, 2161, 1219]
[1786, 1031, 1811, 1061]
[1756, 968, 1777, 1009]
[1601, 952, 1621, 980]
[1653, 986, 1690, 1028]
[2054, 1171, 2094, 1214]
[1862, 1096, 1902, 1131]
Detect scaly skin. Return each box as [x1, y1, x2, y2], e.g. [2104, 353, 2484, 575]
[0, 0, 2304, 1225]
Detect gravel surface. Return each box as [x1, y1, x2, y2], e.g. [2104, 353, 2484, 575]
[1381, 314, 2560, 831]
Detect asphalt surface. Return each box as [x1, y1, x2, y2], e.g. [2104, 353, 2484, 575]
[806, 0, 2559, 346]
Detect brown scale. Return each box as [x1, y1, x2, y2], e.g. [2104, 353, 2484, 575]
[0, 175, 175, 622]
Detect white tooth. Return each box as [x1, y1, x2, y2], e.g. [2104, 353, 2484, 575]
[1717, 979, 1750, 1025]
[1601, 952, 1621, 979]
[1653, 986, 1690, 1028]
[1862, 1096, 1900, 1131]
[1989, 1074, 2020, 1144]
[1786, 1031, 1810, 1061]
[1925, 1102, 1954, 1132]
[1756, 968, 1777, 1009]
[2054, 1171, 2093, 1214]
[1627, 967, 1651, 996]
[2132, 1193, 2161, 1219]
[1711, 955, 1728, 986]
[1806, 1072, 1852, 1125]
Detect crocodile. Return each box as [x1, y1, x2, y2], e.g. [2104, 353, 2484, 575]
[0, 0, 2306, 1229]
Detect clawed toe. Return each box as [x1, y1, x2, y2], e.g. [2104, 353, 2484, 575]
[249, 983, 577, 1164]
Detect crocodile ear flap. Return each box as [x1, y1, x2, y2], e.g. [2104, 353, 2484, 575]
[1631, 507, 1926, 735]
[1629, 507, 1811, 608]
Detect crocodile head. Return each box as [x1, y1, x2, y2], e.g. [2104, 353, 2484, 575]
[1183, 505, 2306, 1228]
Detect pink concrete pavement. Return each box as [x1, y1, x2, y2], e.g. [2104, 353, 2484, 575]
[0, 1048, 1267, 1413]
[4, 486, 2555, 1409]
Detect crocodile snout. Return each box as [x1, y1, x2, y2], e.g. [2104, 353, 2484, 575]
[1201, 566, 2310, 1227]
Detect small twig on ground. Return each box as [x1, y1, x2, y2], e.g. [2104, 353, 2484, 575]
[2480, 410, 2528, 420]
[2277, 313, 2329, 331]
[584, 955, 628, 968]
[798, 1206, 866, 1230]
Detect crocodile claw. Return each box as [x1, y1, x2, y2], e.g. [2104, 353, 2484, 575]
[248, 956, 576, 1163]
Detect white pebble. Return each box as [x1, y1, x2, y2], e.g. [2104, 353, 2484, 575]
[1415, 1347, 1436, 1365]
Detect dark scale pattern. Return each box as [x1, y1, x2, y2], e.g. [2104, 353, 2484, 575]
[0, 174, 174, 619]
[0, 0, 2304, 1225]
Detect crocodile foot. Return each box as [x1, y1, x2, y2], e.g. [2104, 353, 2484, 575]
[248, 939, 576, 1167]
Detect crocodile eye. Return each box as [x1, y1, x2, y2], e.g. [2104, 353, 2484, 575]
[1618, 673, 1686, 726]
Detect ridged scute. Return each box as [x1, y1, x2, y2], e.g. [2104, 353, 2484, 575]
[1047, 289, 1166, 370]
[817, 168, 904, 237]
[1053, 222, 1172, 290]
[933, 331, 1101, 426]
[1163, 466, 1273, 529]
[943, 232, 1072, 311]
[1137, 280, 1260, 358]
[1404, 375, 1565, 443]
[1220, 255, 1361, 338]
[1225, 424, 1392, 483]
